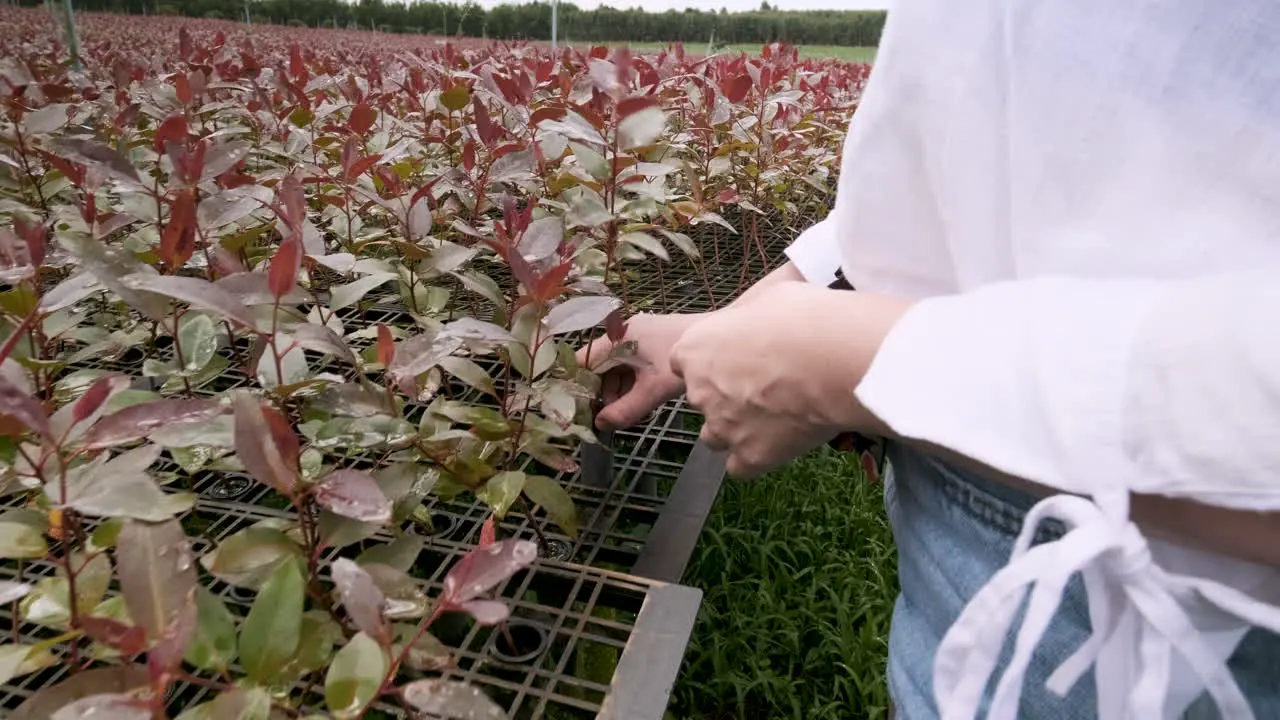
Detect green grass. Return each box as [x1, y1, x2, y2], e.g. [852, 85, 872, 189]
[606, 42, 877, 63]
[671, 447, 897, 720]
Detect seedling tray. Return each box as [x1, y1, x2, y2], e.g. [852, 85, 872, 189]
[0, 498, 702, 719]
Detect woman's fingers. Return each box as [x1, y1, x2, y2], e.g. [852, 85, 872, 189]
[575, 335, 614, 371]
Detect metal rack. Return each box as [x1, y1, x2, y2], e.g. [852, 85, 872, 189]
[0, 497, 701, 719]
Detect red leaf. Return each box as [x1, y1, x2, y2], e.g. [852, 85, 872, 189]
[461, 141, 476, 173]
[479, 515, 495, 548]
[492, 142, 524, 159]
[209, 245, 246, 278]
[14, 216, 46, 266]
[376, 324, 394, 367]
[232, 392, 300, 496]
[0, 375, 50, 441]
[263, 405, 301, 471]
[723, 74, 753, 104]
[473, 97, 499, 145]
[152, 115, 188, 154]
[178, 26, 193, 61]
[616, 94, 659, 120]
[507, 247, 540, 294]
[330, 559, 390, 647]
[533, 260, 574, 304]
[117, 518, 197, 678]
[174, 73, 192, 105]
[159, 189, 197, 269]
[861, 450, 881, 484]
[604, 308, 627, 343]
[441, 539, 537, 606]
[270, 242, 302, 302]
[73, 376, 114, 424]
[348, 102, 376, 136]
[345, 153, 383, 181]
[275, 174, 306, 236]
[289, 44, 307, 81]
[79, 617, 148, 657]
[83, 399, 224, 449]
[529, 106, 565, 128]
[313, 469, 391, 524]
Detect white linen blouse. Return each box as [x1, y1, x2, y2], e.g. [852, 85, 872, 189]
[784, 0, 1280, 718]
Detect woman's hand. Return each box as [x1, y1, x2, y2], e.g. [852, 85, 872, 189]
[670, 282, 913, 477]
[576, 312, 707, 431]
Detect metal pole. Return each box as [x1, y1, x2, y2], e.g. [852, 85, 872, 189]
[60, 0, 81, 72]
[551, 0, 559, 52]
[244, 0, 251, 25]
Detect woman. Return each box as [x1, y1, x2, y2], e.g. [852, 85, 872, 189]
[581, 0, 1280, 717]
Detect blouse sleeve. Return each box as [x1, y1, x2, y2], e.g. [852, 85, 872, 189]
[783, 217, 841, 287]
[854, 266, 1280, 510]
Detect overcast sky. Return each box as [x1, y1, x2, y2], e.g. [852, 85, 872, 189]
[475, 0, 891, 12]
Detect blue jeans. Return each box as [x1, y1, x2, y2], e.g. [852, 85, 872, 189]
[883, 442, 1280, 720]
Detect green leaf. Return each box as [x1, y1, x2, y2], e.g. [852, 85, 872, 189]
[453, 270, 506, 309]
[401, 678, 506, 719]
[201, 526, 303, 590]
[362, 564, 430, 620]
[277, 610, 343, 680]
[544, 295, 622, 336]
[0, 644, 58, 685]
[386, 331, 464, 390]
[433, 402, 514, 441]
[508, 304, 557, 380]
[306, 415, 417, 450]
[438, 356, 496, 397]
[523, 475, 580, 538]
[239, 556, 305, 685]
[328, 273, 396, 312]
[618, 231, 669, 261]
[393, 624, 452, 671]
[120, 273, 257, 329]
[439, 84, 471, 112]
[570, 141, 609, 182]
[0, 521, 47, 559]
[19, 557, 111, 631]
[405, 283, 451, 314]
[174, 687, 272, 720]
[184, 588, 238, 672]
[317, 510, 381, 550]
[356, 533, 425, 573]
[53, 446, 195, 521]
[163, 354, 229, 394]
[656, 228, 699, 259]
[176, 314, 219, 373]
[71, 552, 113, 616]
[20, 577, 71, 628]
[476, 471, 526, 519]
[325, 632, 388, 718]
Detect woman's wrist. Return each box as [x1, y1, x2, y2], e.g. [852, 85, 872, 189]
[813, 291, 916, 433]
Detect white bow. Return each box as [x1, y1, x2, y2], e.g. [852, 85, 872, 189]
[933, 492, 1280, 720]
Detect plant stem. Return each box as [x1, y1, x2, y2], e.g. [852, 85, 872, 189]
[168, 308, 194, 395]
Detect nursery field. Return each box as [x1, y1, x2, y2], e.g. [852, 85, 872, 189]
[614, 43, 878, 64]
[0, 6, 881, 720]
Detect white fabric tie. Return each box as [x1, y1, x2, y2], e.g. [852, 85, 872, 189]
[933, 493, 1280, 720]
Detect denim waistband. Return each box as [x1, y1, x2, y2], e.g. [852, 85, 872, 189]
[890, 442, 1069, 546]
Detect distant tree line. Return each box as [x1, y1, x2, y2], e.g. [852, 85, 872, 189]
[31, 0, 887, 47]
